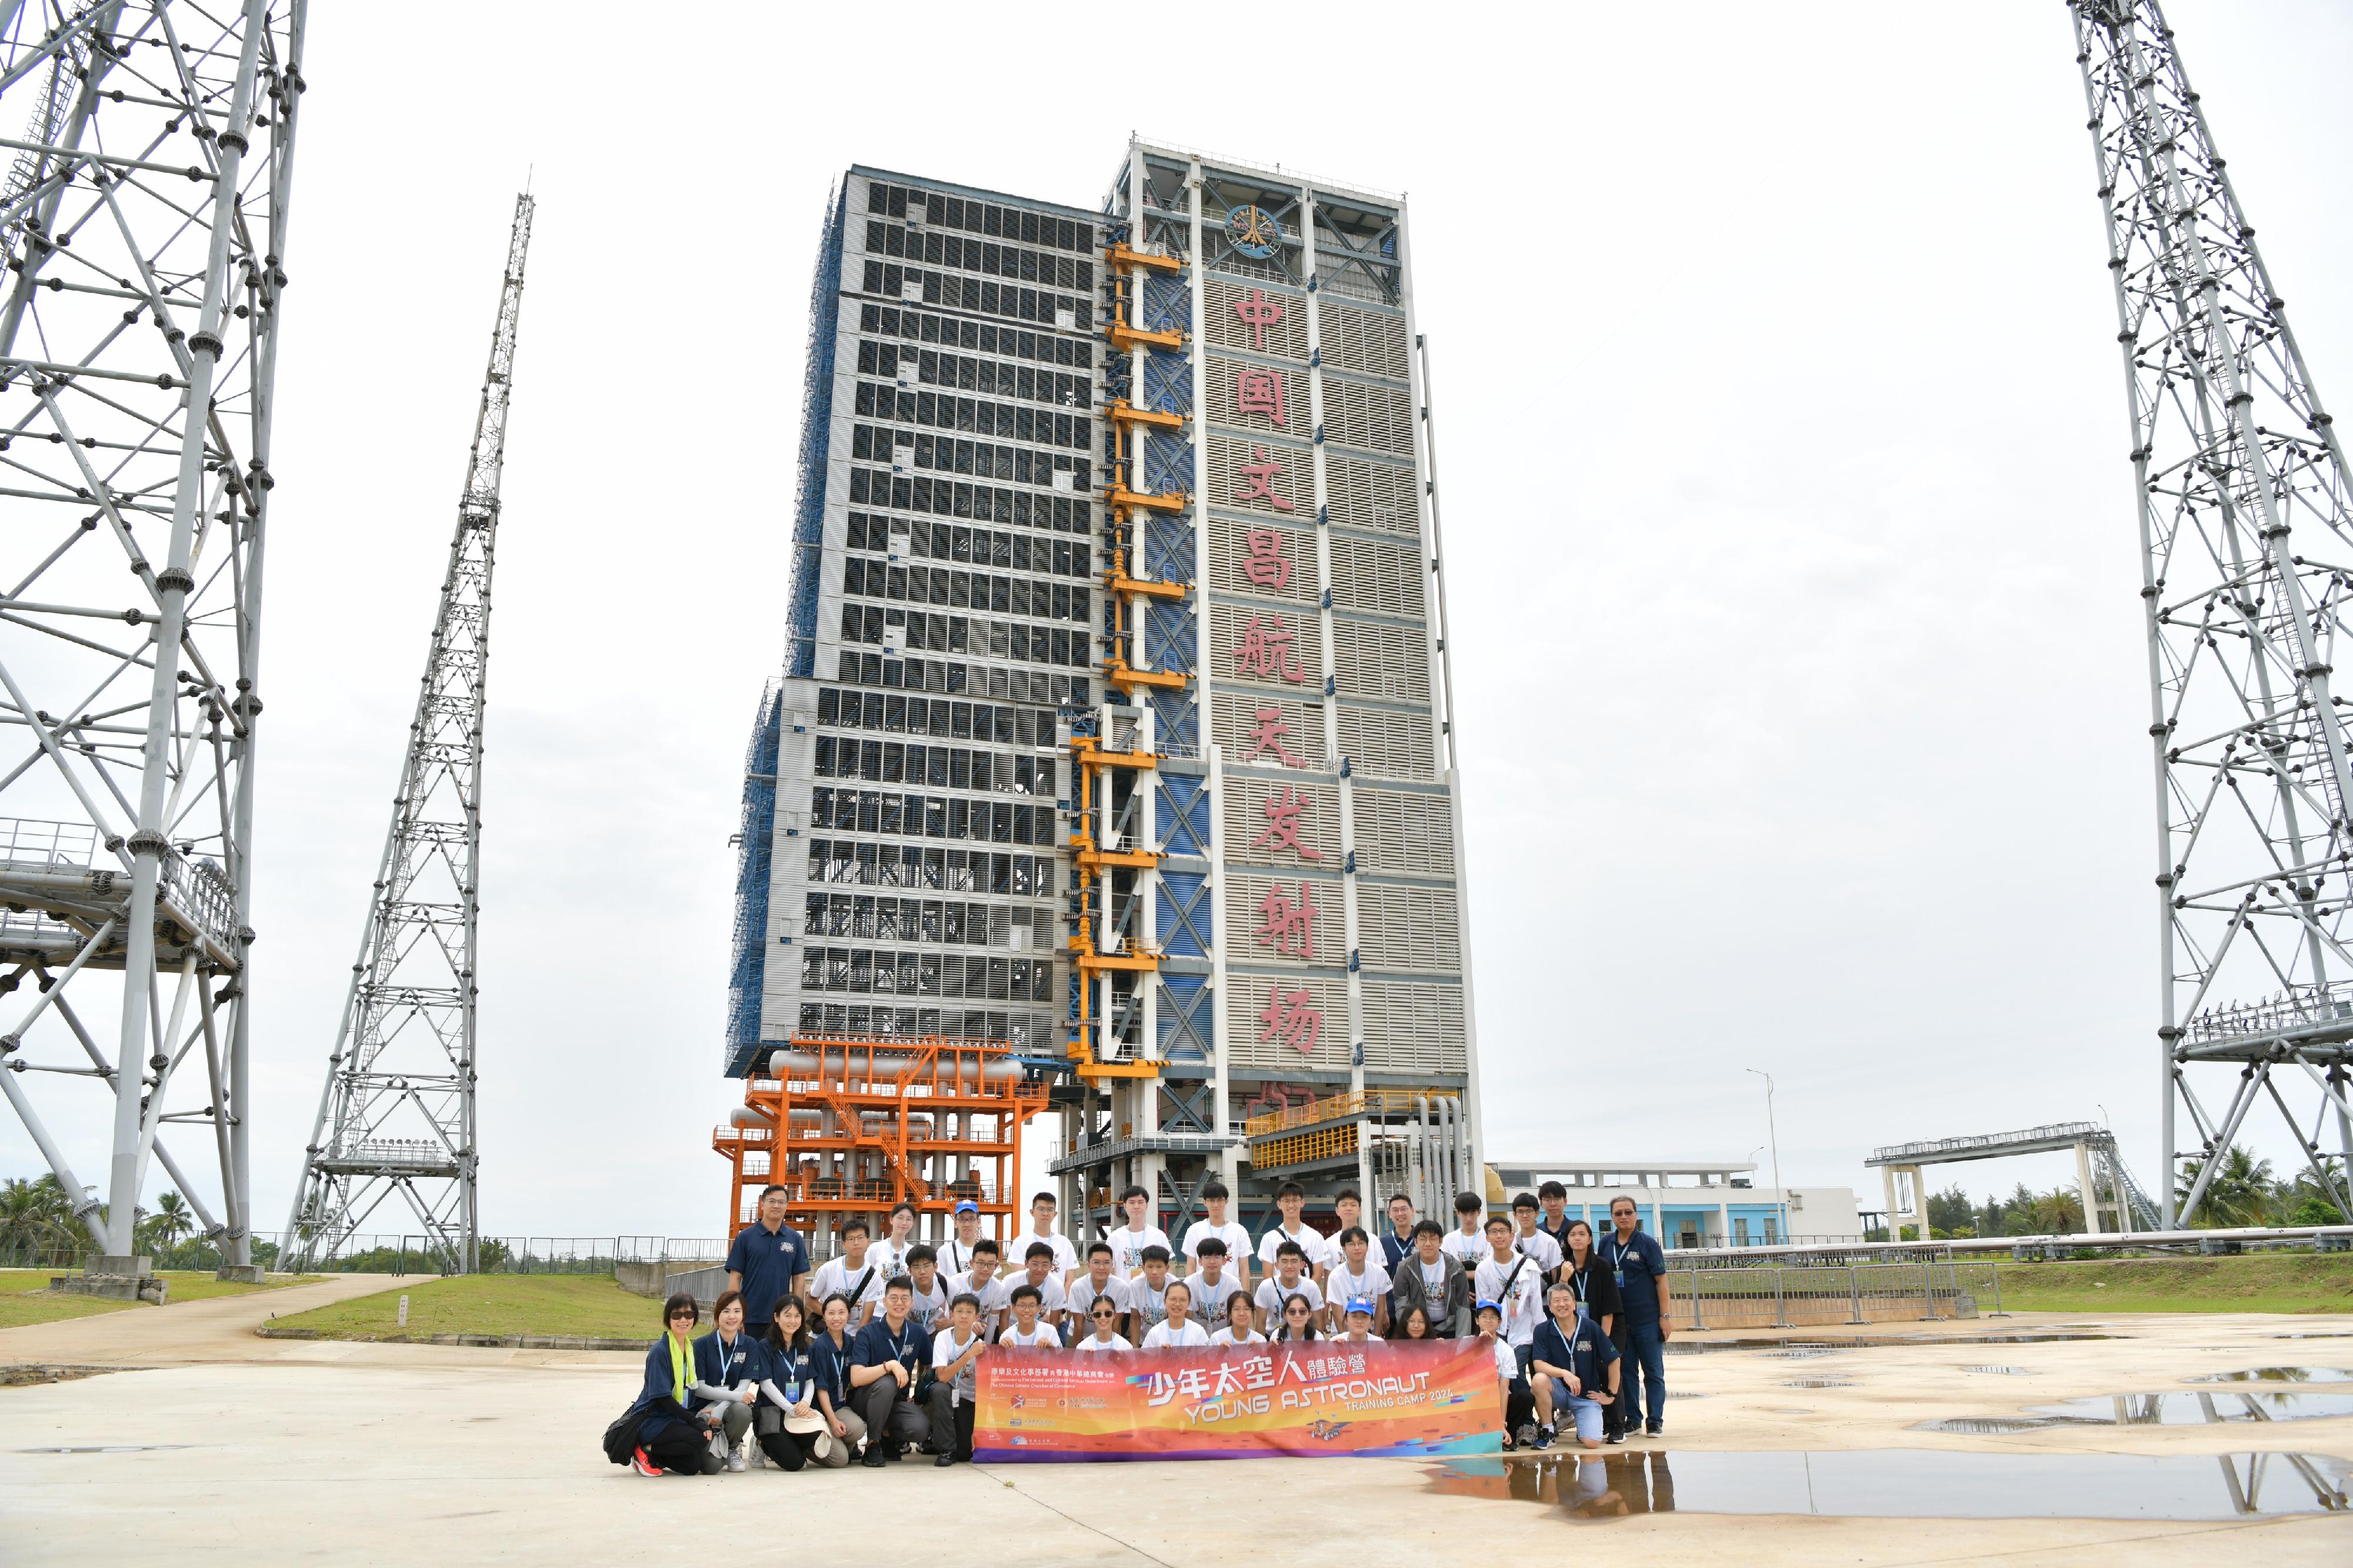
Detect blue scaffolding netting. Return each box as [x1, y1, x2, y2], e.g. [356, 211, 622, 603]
[724, 681, 783, 1076]
[786, 185, 846, 680]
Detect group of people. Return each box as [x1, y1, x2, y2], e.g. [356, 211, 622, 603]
[617, 1179, 1676, 1475]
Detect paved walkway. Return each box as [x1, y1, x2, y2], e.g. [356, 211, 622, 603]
[4, 1301, 2349, 1563]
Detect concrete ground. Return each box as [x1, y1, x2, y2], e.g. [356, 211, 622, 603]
[2, 1280, 2349, 1564]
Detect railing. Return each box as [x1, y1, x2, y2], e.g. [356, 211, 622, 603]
[1870, 1122, 2102, 1165]
[2187, 980, 2353, 1046]
[1242, 1086, 1457, 1139]
[1668, 1260, 2001, 1330]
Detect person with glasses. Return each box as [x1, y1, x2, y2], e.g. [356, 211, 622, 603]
[1065, 1240, 1132, 1340]
[1075, 1293, 1132, 1352]
[624, 1293, 725, 1476]
[1604, 1195, 1672, 1439]
[847, 1276, 932, 1467]
[1141, 1279, 1209, 1347]
[1275, 1292, 1322, 1342]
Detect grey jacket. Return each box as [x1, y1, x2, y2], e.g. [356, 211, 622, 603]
[1389, 1249, 1471, 1337]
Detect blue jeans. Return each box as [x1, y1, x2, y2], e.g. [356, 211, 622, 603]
[1624, 1320, 1667, 1426]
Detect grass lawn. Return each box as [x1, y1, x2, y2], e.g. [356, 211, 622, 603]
[266, 1275, 660, 1341]
[0, 1267, 305, 1330]
[1991, 1252, 2353, 1315]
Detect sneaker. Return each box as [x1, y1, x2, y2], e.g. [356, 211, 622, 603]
[1514, 1422, 1538, 1449]
[748, 1440, 766, 1469]
[631, 1447, 663, 1477]
[860, 1446, 888, 1468]
[1605, 1430, 1626, 1445]
[727, 1442, 748, 1474]
[1534, 1424, 1555, 1449]
[935, 1452, 958, 1467]
[1645, 1420, 1662, 1438]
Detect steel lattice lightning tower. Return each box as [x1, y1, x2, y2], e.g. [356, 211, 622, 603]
[2075, 0, 2353, 1226]
[0, 1, 306, 1271]
[285, 195, 532, 1273]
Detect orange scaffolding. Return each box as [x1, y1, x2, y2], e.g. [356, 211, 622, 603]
[712, 1035, 1048, 1240]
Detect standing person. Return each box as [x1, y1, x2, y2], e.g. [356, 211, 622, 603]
[1021, 1190, 1082, 1284]
[902, 1245, 950, 1337]
[944, 1239, 1012, 1339]
[938, 1199, 985, 1276]
[869, 1202, 919, 1281]
[1604, 1195, 1672, 1438]
[1179, 1179, 1254, 1294]
[1532, 1279, 1622, 1453]
[1474, 1299, 1536, 1450]
[624, 1293, 724, 1476]
[1441, 1192, 1489, 1271]
[725, 1185, 811, 1335]
[1381, 1193, 1418, 1273]
[1391, 1219, 1469, 1337]
[1210, 1293, 1266, 1347]
[1323, 1226, 1392, 1336]
[1104, 1185, 1170, 1276]
[1510, 1192, 1564, 1280]
[999, 1283, 1063, 1347]
[846, 1277, 931, 1467]
[1129, 1246, 1175, 1339]
[1141, 1280, 1210, 1347]
[1474, 1215, 1545, 1388]
[1182, 1237, 1242, 1336]
[1537, 1181, 1576, 1263]
[1560, 1219, 1624, 1440]
[756, 1296, 830, 1470]
[924, 1293, 987, 1467]
[808, 1293, 865, 1467]
[1324, 1190, 1367, 1287]
[1253, 1239, 1325, 1324]
[1256, 1181, 1329, 1279]
[1065, 1241, 1132, 1339]
[689, 1290, 766, 1472]
[1075, 1293, 1132, 1352]
[1012, 1242, 1070, 1337]
[807, 1219, 884, 1327]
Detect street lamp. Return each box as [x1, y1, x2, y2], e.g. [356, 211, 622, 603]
[1747, 1069, 1785, 1243]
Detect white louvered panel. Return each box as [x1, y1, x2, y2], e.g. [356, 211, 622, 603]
[1210, 688, 1328, 770]
[1313, 254, 1396, 306]
[1324, 375, 1415, 457]
[1325, 452, 1420, 536]
[1330, 532, 1426, 620]
[1205, 433, 1309, 518]
[1359, 979, 1467, 1075]
[1225, 872, 1342, 969]
[1337, 703, 1434, 780]
[1222, 776, 1341, 868]
[1355, 882, 1462, 972]
[1228, 969, 1350, 1073]
[1204, 355, 1309, 440]
[1333, 618, 1431, 704]
[1209, 599, 1324, 692]
[1315, 298, 1410, 382]
[1208, 513, 1315, 606]
[1350, 786, 1458, 879]
[1204, 276, 1308, 361]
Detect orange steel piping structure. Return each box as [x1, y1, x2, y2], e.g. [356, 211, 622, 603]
[711, 1034, 1048, 1239]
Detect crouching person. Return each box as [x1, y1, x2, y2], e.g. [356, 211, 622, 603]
[756, 1296, 831, 1470]
[691, 1290, 766, 1472]
[809, 1293, 865, 1467]
[848, 1275, 931, 1467]
[1531, 1279, 1622, 1450]
[625, 1293, 725, 1475]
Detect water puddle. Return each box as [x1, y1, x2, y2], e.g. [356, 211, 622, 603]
[1669, 1332, 2111, 1356]
[1914, 1416, 2097, 1435]
[2186, 1367, 2353, 1384]
[1427, 1450, 2353, 1520]
[16, 1444, 191, 1454]
[2029, 1390, 2353, 1424]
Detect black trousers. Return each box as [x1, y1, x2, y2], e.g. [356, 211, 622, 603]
[641, 1424, 716, 1475]
[854, 1377, 929, 1452]
[1604, 1321, 1631, 1437]
[921, 1383, 978, 1459]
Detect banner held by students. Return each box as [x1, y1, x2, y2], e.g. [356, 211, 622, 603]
[972, 1340, 1504, 1462]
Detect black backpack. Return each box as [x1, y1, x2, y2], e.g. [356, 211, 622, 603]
[602, 1409, 639, 1466]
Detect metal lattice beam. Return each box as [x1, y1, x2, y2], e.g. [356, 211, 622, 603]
[282, 194, 533, 1274]
[2074, 0, 2353, 1225]
[0, 0, 306, 1267]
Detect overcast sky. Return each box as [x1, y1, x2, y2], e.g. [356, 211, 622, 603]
[11, 1, 2353, 1242]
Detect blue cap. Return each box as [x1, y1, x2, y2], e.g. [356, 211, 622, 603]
[1474, 1297, 1502, 1316]
[1345, 1297, 1375, 1317]
[954, 1200, 978, 1214]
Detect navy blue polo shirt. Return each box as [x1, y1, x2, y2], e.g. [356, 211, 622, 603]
[724, 1219, 808, 1327]
[851, 1313, 929, 1392]
[1601, 1227, 1667, 1326]
[1531, 1312, 1619, 1392]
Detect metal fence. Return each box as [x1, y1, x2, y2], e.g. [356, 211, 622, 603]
[1668, 1260, 1999, 1330]
[3, 1235, 732, 1277]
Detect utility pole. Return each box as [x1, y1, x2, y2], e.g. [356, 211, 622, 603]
[2071, 1, 2353, 1229]
[285, 195, 534, 1274]
[0, 2, 308, 1277]
[1747, 1067, 1785, 1242]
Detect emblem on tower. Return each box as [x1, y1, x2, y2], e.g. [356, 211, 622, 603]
[1225, 203, 1284, 259]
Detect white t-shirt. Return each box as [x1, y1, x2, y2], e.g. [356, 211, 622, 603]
[937, 1235, 986, 1277]
[1337, 1332, 1385, 1345]
[1325, 1257, 1392, 1316]
[902, 1277, 951, 1335]
[809, 1254, 886, 1315]
[1475, 1253, 1545, 1348]
[1014, 1229, 1082, 1278]
[1439, 1229, 1489, 1269]
[867, 1236, 919, 1280]
[1415, 1256, 1450, 1310]
[1257, 1223, 1329, 1274]
[944, 1269, 1012, 1335]
[1065, 1273, 1132, 1321]
[999, 1322, 1061, 1349]
[1181, 1219, 1252, 1269]
[1142, 1319, 1211, 1349]
[1208, 1325, 1267, 1347]
[1128, 1277, 1171, 1334]
[1008, 1272, 1068, 1319]
[1074, 1333, 1132, 1353]
[929, 1327, 985, 1403]
[1104, 1224, 1172, 1276]
[1512, 1227, 1564, 1275]
[1255, 1276, 1325, 1318]
[1182, 1269, 1246, 1330]
[1485, 1334, 1518, 1383]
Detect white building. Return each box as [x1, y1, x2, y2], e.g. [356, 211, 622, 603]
[1490, 1157, 1863, 1250]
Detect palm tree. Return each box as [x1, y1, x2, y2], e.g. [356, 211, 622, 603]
[2175, 1146, 2279, 1227]
[2029, 1186, 2085, 1235]
[138, 1190, 194, 1256]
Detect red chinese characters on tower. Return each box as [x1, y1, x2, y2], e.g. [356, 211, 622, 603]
[1235, 366, 1286, 427]
[1242, 705, 1304, 768]
[1253, 881, 1317, 960]
[1234, 288, 1284, 352]
[1235, 445, 1295, 512]
[1250, 786, 1323, 861]
[1232, 613, 1306, 685]
[1242, 528, 1292, 592]
[1258, 986, 1322, 1056]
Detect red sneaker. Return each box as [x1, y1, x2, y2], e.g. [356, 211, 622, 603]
[631, 1447, 662, 1477]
